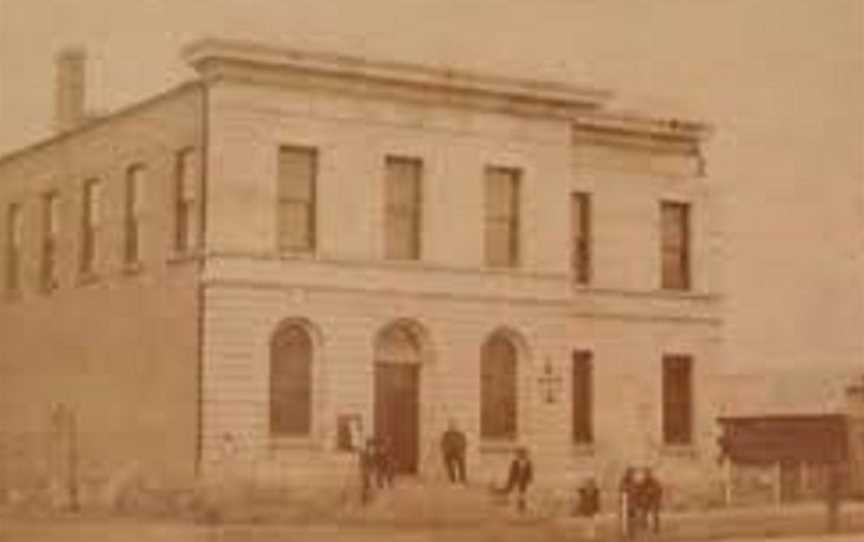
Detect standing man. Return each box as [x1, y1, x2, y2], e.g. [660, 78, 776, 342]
[374, 436, 395, 489]
[359, 438, 377, 505]
[441, 419, 468, 484]
[577, 477, 601, 540]
[618, 467, 637, 540]
[498, 447, 534, 513]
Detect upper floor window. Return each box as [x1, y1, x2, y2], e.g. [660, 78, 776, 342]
[484, 166, 521, 268]
[662, 354, 694, 445]
[174, 148, 198, 253]
[80, 178, 101, 275]
[384, 156, 422, 260]
[572, 350, 594, 444]
[124, 165, 146, 265]
[41, 192, 60, 292]
[5, 203, 22, 294]
[277, 146, 317, 253]
[571, 192, 592, 284]
[660, 201, 691, 290]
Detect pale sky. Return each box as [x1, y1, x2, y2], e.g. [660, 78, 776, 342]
[1, 0, 862, 375]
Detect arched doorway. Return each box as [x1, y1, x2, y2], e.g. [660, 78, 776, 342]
[374, 322, 425, 474]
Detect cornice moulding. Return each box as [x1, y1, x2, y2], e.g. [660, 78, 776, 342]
[182, 38, 612, 119]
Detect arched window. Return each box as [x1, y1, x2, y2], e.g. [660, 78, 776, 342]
[480, 333, 518, 440]
[270, 324, 312, 436]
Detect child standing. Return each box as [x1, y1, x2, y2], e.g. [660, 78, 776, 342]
[577, 477, 601, 540]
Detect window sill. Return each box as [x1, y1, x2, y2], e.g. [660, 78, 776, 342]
[658, 287, 697, 297]
[571, 444, 596, 457]
[122, 262, 144, 275]
[167, 251, 202, 265]
[277, 250, 318, 261]
[77, 272, 101, 286]
[268, 435, 318, 452]
[481, 264, 522, 274]
[572, 286, 717, 302]
[660, 444, 699, 459]
[40, 282, 59, 295]
[378, 256, 425, 267]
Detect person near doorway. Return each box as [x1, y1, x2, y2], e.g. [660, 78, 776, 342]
[495, 447, 534, 513]
[374, 436, 395, 489]
[638, 468, 663, 535]
[359, 438, 377, 505]
[576, 476, 601, 540]
[440, 419, 468, 484]
[618, 467, 638, 539]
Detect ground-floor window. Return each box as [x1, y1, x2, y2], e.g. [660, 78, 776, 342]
[572, 350, 593, 444]
[480, 332, 518, 440]
[270, 323, 313, 436]
[662, 354, 693, 445]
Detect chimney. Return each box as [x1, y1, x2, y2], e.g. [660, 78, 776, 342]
[54, 46, 87, 133]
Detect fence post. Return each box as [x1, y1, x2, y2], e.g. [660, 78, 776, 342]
[723, 459, 733, 507]
[774, 461, 782, 507]
[67, 406, 79, 512]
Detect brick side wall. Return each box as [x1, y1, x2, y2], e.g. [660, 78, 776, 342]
[0, 86, 205, 491]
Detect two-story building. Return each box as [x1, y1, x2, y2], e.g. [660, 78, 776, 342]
[0, 39, 721, 502]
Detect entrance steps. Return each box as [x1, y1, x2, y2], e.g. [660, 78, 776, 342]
[341, 478, 527, 525]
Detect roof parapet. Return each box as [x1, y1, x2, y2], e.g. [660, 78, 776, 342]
[182, 38, 613, 117]
[575, 110, 712, 142]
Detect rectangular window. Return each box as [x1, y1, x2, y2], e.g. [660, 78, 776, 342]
[277, 146, 317, 253]
[662, 354, 694, 445]
[484, 166, 520, 268]
[175, 149, 198, 253]
[384, 156, 422, 260]
[5, 203, 22, 294]
[80, 178, 101, 275]
[124, 165, 145, 265]
[41, 192, 59, 291]
[660, 201, 690, 290]
[571, 192, 591, 284]
[572, 350, 594, 444]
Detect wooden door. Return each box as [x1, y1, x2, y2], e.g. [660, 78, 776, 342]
[374, 363, 420, 474]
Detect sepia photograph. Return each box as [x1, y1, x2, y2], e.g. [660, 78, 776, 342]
[0, 1, 862, 540]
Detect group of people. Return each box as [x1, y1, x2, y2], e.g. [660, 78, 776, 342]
[356, 419, 665, 540]
[442, 420, 535, 513]
[617, 467, 664, 539]
[358, 436, 395, 504]
[573, 467, 663, 540]
[356, 419, 536, 509]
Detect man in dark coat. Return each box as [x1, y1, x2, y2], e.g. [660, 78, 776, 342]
[440, 419, 468, 484]
[618, 467, 638, 539]
[500, 447, 534, 513]
[359, 438, 377, 505]
[577, 477, 601, 539]
[374, 436, 395, 489]
[638, 468, 663, 534]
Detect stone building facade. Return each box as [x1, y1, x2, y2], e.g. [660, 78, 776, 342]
[0, 39, 722, 502]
